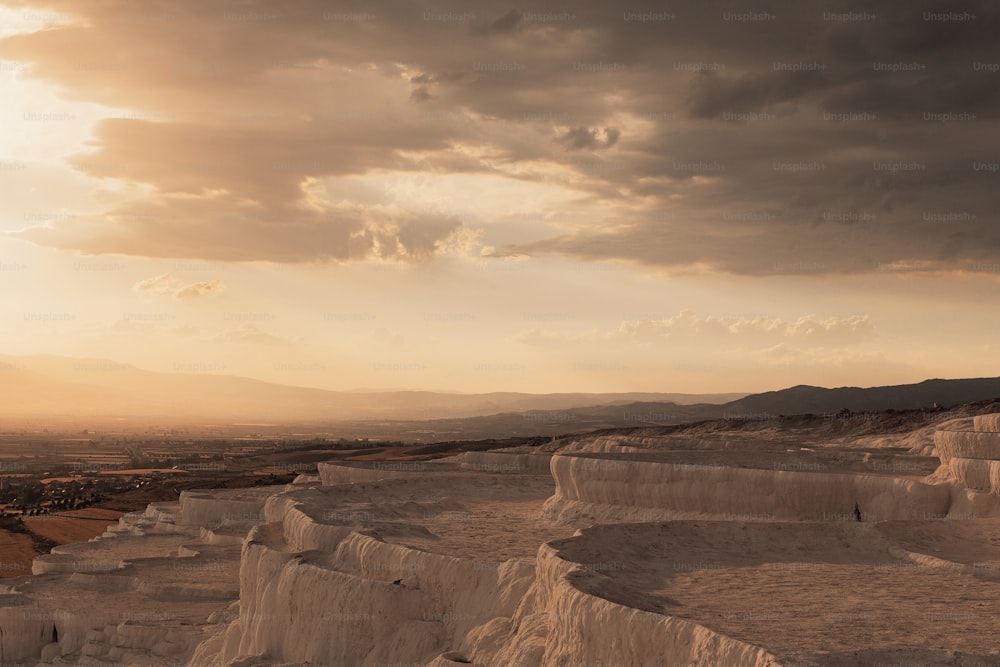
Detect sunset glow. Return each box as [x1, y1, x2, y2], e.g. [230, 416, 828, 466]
[1, 1, 998, 395]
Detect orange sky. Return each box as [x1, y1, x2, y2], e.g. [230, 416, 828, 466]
[0, 1, 998, 393]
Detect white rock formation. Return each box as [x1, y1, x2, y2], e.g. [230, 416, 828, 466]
[0, 489, 272, 666]
[935, 414, 1000, 499]
[543, 452, 951, 522]
[448, 450, 554, 475]
[5, 416, 1000, 665]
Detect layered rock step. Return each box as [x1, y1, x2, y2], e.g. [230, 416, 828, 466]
[6, 424, 1000, 666]
[543, 451, 951, 523]
[935, 413, 1000, 495]
[0, 489, 271, 666]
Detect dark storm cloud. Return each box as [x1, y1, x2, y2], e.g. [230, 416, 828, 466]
[473, 9, 522, 35]
[686, 70, 833, 119]
[557, 127, 621, 151]
[409, 86, 436, 103]
[1, 0, 998, 271]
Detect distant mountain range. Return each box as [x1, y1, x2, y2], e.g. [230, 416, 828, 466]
[439, 378, 1000, 436]
[558, 378, 1000, 422]
[1, 356, 998, 437]
[719, 379, 1000, 416]
[0, 354, 744, 421]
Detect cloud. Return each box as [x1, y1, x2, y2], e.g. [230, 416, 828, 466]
[758, 344, 902, 372]
[213, 323, 297, 346]
[370, 327, 406, 345]
[557, 127, 621, 151]
[514, 328, 578, 346]
[175, 280, 224, 300]
[132, 273, 225, 299]
[132, 274, 178, 297]
[19, 198, 468, 262]
[516, 311, 875, 349]
[615, 311, 875, 346]
[473, 9, 522, 36]
[686, 69, 831, 119]
[1, 0, 997, 272]
[409, 86, 435, 103]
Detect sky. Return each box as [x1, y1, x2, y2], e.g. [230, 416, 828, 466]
[0, 0, 997, 394]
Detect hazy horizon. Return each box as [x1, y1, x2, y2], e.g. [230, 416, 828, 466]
[2, 0, 998, 396]
[3, 351, 999, 397]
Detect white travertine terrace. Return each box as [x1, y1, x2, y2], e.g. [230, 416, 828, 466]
[0, 489, 272, 666]
[543, 453, 951, 522]
[2, 417, 1000, 665]
[935, 415, 1000, 496]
